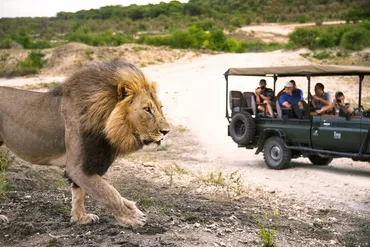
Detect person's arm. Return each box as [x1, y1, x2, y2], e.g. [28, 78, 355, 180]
[318, 102, 336, 114]
[314, 93, 331, 106]
[260, 90, 273, 101]
[282, 101, 291, 108]
[280, 94, 291, 108]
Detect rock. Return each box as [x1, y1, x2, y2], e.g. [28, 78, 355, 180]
[329, 239, 337, 245]
[229, 215, 237, 221]
[327, 217, 337, 223]
[194, 222, 201, 228]
[224, 228, 233, 233]
[313, 218, 323, 228]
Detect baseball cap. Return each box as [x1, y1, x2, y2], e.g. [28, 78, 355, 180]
[285, 81, 294, 88]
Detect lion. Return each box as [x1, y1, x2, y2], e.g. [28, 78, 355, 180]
[0, 60, 170, 227]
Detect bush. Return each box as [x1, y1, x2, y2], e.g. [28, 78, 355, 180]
[312, 51, 334, 60]
[19, 51, 46, 69]
[340, 28, 370, 50]
[288, 28, 318, 49]
[10, 34, 51, 49]
[289, 24, 369, 50]
[67, 31, 134, 46]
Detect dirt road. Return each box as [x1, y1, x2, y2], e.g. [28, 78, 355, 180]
[142, 50, 370, 212]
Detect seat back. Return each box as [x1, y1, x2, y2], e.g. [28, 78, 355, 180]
[275, 99, 282, 119]
[229, 90, 245, 110]
[245, 92, 257, 116]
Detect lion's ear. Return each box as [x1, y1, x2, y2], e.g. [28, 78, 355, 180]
[151, 81, 157, 92]
[117, 82, 128, 99]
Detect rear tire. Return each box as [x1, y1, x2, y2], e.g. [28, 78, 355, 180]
[263, 136, 291, 169]
[230, 112, 255, 146]
[308, 155, 333, 166]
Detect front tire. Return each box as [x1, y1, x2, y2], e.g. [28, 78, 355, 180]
[308, 155, 333, 166]
[263, 136, 291, 169]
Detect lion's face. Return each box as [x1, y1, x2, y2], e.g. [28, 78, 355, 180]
[128, 89, 170, 145]
[105, 82, 170, 154]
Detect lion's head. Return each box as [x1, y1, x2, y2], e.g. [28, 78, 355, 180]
[104, 72, 170, 153]
[61, 61, 170, 155]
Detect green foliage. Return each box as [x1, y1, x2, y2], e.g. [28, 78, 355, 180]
[312, 51, 334, 60]
[0, 149, 14, 199]
[19, 51, 46, 70]
[8, 34, 51, 49]
[67, 31, 134, 46]
[139, 26, 254, 53]
[340, 28, 370, 50]
[288, 28, 319, 49]
[1, 0, 368, 48]
[255, 211, 280, 247]
[0, 37, 12, 49]
[242, 41, 285, 52]
[289, 23, 370, 50]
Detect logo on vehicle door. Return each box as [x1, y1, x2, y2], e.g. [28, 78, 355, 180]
[334, 131, 341, 139]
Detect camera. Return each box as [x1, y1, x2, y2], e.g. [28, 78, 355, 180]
[336, 99, 341, 103]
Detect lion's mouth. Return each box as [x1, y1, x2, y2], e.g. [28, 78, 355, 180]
[143, 139, 162, 146]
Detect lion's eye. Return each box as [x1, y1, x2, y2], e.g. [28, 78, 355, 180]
[144, 107, 152, 114]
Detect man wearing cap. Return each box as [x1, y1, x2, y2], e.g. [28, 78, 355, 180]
[276, 80, 303, 99]
[279, 80, 307, 118]
[255, 79, 275, 118]
[317, 91, 354, 115]
[279, 81, 304, 108]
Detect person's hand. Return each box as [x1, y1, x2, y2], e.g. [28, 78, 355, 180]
[255, 88, 262, 94]
[337, 99, 344, 107]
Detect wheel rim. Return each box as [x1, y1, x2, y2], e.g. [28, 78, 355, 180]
[270, 146, 281, 161]
[235, 120, 246, 136]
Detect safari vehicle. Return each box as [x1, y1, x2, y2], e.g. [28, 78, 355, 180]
[224, 65, 370, 169]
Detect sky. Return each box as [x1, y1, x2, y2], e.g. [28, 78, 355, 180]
[0, 0, 188, 18]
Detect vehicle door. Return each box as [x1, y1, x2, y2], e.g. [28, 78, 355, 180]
[311, 115, 362, 153]
[361, 113, 370, 155]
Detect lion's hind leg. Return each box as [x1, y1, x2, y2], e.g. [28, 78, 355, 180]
[70, 183, 99, 224]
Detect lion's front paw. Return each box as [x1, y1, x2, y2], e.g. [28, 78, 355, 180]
[71, 213, 99, 225]
[0, 214, 9, 223]
[115, 198, 146, 228]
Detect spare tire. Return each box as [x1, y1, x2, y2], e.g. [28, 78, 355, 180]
[230, 112, 255, 145]
[308, 155, 333, 166]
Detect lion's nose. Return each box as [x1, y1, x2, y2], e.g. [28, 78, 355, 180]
[160, 129, 169, 136]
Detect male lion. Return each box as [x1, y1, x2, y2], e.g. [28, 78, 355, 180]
[0, 60, 170, 227]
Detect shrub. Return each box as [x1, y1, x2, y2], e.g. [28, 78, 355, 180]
[10, 34, 51, 49]
[19, 51, 46, 69]
[288, 28, 318, 49]
[340, 28, 370, 50]
[312, 51, 334, 60]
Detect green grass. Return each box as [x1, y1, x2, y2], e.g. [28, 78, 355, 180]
[255, 211, 280, 247]
[0, 149, 14, 198]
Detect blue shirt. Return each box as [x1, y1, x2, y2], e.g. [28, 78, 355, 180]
[279, 89, 304, 107]
[263, 88, 275, 101]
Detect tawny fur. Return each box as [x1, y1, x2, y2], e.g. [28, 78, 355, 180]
[0, 60, 170, 227]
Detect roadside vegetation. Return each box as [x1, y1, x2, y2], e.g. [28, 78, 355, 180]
[0, 0, 369, 52]
[0, 1, 369, 77]
[0, 149, 14, 199]
[0, 51, 46, 77]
